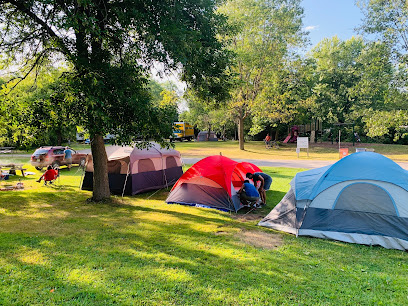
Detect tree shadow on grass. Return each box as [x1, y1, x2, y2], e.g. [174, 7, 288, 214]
[0, 212, 294, 304]
[1, 205, 406, 305]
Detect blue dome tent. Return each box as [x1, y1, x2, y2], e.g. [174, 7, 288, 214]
[259, 152, 408, 250]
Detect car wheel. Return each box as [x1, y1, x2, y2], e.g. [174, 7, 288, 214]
[35, 166, 43, 171]
[51, 161, 60, 169]
[79, 158, 86, 168]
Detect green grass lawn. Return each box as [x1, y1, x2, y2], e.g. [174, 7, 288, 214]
[0, 162, 407, 304]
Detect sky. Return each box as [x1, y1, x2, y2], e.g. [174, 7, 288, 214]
[301, 0, 364, 50]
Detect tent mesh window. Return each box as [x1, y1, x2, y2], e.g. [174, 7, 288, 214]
[333, 183, 397, 216]
[138, 159, 156, 172]
[166, 156, 178, 168]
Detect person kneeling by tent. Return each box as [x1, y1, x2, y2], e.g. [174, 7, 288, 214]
[238, 180, 261, 207]
[246, 172, 272, 205]
[36, 165, 58, 185]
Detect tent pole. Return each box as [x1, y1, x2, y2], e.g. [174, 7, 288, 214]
[162, 153, 168, 189]
[338, 129, 341, 150]
[78, 154, 88, 189]
[121, 161, 131, 199]
[353, 125, 355, 146]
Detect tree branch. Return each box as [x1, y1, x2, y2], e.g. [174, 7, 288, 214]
[3, 47, 55, 94]
[5, 0, 72, 59]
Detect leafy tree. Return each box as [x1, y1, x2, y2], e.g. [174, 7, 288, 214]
[308, 36, 394, 129]
[358, 0, 408, 61]
[218, 0, 305, 150]
[309, 36, 365, 124]
[148, 79, 179, 124]
[0, 1, 229, 201]
[249, 56, 317, 139]
[26, 73, 77, 146]
[362, 109, 408, 141]
[1, 68, 76, 148]
[357, 0, 408, 139]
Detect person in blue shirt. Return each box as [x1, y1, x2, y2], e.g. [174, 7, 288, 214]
[246, 172, 272, 205]
[238, 180, 260, 207]
[64, 147, 73, 171]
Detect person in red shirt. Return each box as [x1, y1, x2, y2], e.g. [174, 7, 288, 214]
[36, 165, 58, 185]
[264, 133, 271, 149]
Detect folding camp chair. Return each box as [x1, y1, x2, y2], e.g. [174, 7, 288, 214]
[38, 167, 59, 186]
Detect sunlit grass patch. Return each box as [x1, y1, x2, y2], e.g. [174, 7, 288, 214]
[17, 247, 50, 266]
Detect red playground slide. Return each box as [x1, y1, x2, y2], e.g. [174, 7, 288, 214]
[283, 135, 291, 143]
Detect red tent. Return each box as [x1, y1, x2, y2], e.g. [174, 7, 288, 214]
[166, 155, 262, 211]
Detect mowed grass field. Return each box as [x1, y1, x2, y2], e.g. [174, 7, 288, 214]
[0, 143, 408, 304]
[16, 139, 408, 161]
[173, 140, 408, 162]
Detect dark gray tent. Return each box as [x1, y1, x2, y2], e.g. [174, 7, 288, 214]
[259, 152, 408, 250]
[197, 131, 218, 141]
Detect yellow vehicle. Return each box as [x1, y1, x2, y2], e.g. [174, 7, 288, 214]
[172, 122, 195, 141]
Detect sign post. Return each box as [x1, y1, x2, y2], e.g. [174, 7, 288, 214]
[296, 137, 309, 158]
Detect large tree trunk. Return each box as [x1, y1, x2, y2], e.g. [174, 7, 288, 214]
[56, 132, 62, 146]
[238, 116, 245, 150]
[90, 134, 110, 201]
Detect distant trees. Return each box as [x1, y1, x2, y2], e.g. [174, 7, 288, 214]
[179, 0, 408, 145]
[0, 72, 180, 148]
[358, 0, 408, 61]
[180, 90, 235, 140]
[183, 0, 408, 144]
[307, 36, 394, 124]
[248, 55, 316, 139]
[356, 0, 408, 140]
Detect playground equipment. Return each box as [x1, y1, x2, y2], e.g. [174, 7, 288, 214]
[331, 122, 357, 146]
[283, 126, 299, 143]
[284, 120, 322, 143]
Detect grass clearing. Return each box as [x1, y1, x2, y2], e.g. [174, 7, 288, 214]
[0, 161, 407, 304]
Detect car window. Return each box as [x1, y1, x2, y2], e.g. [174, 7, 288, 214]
[33, 149, 49, 155]
[53, 149, 64, 155]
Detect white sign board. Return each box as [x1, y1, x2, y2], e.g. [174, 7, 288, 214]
[297, 137, 309, 149]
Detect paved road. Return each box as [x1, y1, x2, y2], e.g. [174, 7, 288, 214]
[6, 153, 408, 170]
